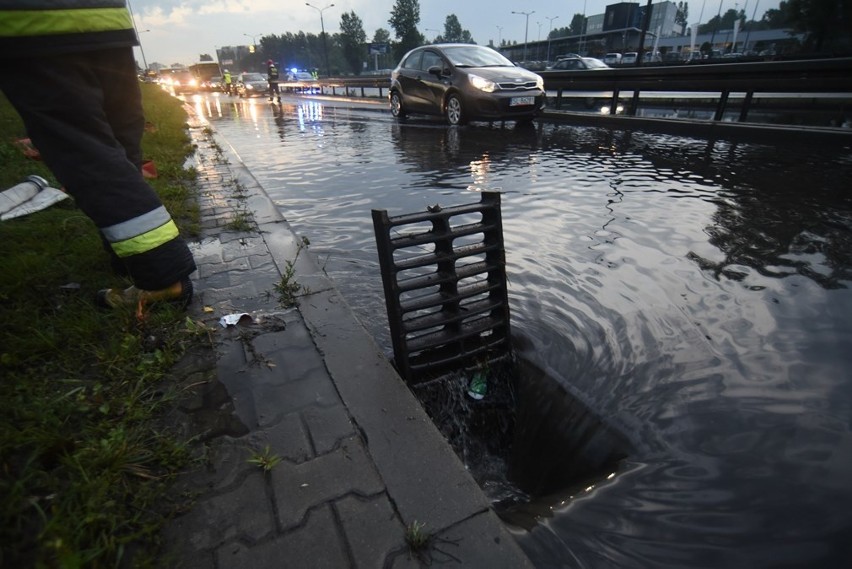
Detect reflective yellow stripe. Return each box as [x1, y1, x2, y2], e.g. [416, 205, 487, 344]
[112, 220, 180, 258]
[0, 8, 132, 38]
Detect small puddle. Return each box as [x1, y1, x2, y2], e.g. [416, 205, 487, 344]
[411, 355, 632, 527]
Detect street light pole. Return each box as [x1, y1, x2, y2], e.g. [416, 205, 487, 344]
[306, 2, 334, 78]
[545, 15, 558, 62]
[511, 10, 534, 63]
[243, 33, 259, 49]
[126, 1, 148, 72]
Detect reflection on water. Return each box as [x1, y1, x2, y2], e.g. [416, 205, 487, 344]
[196, 96, 852, 568]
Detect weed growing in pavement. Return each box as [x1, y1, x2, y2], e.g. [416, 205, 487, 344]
[404, 520, 430, 551]
[247, 446, 283, 472]
[229, 179, 249, 200]
[0, 85, 205, 568]
[403, 519, 462, 564]
[225, 208, 254, 232]
[273, 237, 311, 307]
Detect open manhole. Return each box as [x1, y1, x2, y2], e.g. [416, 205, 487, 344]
[411, 356, 633, 525]
[372, 192, 632, 524]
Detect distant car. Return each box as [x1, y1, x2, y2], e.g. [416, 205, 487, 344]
[389, 43, 545, 126]
[235, 72, 268, 98]
[545, 57, 609, 71]
[160, 70, 198, 94]
[621, 52, 638, 65]
[294, 71, 319, 93]
[602, 52, 622, 65]
[203, 76, 223, 91]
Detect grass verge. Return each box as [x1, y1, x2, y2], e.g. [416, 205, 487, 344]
[1, 84, 205, 567]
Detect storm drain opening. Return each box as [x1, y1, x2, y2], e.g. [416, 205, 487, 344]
[372, 193, 633, 519]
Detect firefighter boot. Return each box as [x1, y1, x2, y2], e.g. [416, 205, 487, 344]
[96, 276, 193, 311]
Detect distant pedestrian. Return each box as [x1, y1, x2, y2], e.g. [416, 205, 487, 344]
[223, 69, 232, 95]
[267, 60, 281, 103]
[0, 0, 196, 311]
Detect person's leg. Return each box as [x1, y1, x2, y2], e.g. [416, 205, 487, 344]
[100, 48, 145, 169]
[0, 49, 196, 294]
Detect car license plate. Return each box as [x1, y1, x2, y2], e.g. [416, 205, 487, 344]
[510, 96, 534, 106]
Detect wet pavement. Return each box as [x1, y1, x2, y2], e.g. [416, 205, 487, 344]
[159, 105, 534, 568]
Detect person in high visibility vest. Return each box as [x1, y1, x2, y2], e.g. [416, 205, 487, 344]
[223, 69, 232, 96]
[0, 0, 196, 310]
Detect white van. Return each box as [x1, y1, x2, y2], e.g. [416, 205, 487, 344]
[602, 53, 622, 65]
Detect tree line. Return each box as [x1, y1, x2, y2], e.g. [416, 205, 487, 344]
[240, 0, 475, 76]
[236, 0, 849, 75]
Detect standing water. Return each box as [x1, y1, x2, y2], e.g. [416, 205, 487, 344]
[193, 94, 852, 567]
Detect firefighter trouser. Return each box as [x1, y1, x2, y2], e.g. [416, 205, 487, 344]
[0, 47, 196, 290]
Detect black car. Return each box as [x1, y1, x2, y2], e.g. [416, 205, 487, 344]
[389, 44, 545, 125]
[235, 72, 268, 98]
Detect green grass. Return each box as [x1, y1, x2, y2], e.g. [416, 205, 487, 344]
[1, 84, 205, 568]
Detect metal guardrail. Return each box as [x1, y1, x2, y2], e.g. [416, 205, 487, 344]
[539, 57, 852, 122]
[317, 58, 852, 126]
[318, 76, 391, 98]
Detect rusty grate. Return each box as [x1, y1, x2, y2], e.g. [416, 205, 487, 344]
[372, 192, 512, 384]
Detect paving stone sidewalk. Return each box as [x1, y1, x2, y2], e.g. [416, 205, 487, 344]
[159, 108, 535, 568]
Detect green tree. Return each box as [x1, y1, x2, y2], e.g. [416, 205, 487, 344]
[339, 11, 367, 74]
[440, 14, 475, 43]
[786, 0, 852, 51]
[698, 8, 742, 34]
[372, 28, 393, 69]
[762, 1, 793, 27]
[569, 13, 585, 35]
[389, 0, 424, 60]
[675, 2, 689, 35]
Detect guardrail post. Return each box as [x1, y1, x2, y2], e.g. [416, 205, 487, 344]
[610, 88, 620, 115]
[629, 90, 641, 116]
[714, 90, 730, 121]
[739, 91, 754, 122]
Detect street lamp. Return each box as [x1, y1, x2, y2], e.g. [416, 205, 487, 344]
[545, 16, 559, 63]
[425, 28, 441, 42]
[243, 32, 261, 59]
[306, 2, 334, 78]
[511, 10, 534, 62]
[126, 1, 148, 72]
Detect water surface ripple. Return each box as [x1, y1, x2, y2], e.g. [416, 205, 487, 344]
[197, 95, 852, 567]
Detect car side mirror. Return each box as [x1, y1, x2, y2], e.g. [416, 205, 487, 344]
[427, 65, 445, 77]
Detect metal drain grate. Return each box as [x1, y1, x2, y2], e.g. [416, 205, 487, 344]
[372, 192, 512, 384]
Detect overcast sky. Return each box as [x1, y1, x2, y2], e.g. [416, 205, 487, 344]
[129, 0, 779, 66]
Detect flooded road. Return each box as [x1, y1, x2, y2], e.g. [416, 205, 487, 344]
[191, 92, 852, 568]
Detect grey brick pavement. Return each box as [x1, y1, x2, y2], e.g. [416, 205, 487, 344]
[159, 108, 534, 568]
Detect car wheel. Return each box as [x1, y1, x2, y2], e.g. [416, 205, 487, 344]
[390, 91, 407, 119]
[445, 94, 466, 125]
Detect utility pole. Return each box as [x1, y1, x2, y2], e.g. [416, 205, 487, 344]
[306, 2, 334, 78]
[546, 16, 559, 62]
[511, 10, 534, 62]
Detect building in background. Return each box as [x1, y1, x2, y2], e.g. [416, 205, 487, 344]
[500, 1, 797, 63]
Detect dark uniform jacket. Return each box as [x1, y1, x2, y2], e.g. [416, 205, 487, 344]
[0, 0, 138, 58]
